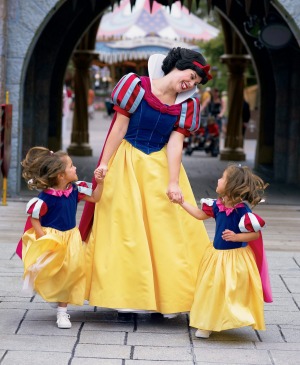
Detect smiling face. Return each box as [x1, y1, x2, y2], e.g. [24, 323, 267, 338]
[175, 68, 202, 93]
[216, 170, 227, 195]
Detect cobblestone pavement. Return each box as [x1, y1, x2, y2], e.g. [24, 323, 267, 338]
[1, 110, 300, 364]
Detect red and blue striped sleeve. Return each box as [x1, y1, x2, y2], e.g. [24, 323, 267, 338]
[174, 97, 201, 136]
[111, 73, 145, 117]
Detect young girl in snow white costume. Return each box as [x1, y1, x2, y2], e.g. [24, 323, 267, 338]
[176, 164, 273, 338]
[16, 147, 104, 328]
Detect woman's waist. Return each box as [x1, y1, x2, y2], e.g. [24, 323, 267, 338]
[124, 136, 167, 155]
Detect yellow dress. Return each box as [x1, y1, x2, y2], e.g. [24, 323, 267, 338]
[22, 227, 86, 306]
[189, 198, 268, 332]
[21, 184, 89, 306]
[189, 244, 265, 331]
[84, 141, 210, 313]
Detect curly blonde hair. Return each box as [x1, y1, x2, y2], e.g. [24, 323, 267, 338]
[220, 164, 268, 207]
[21, 146, 68, 190]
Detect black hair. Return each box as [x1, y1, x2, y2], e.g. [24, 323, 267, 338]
[161, 47, 210, 85]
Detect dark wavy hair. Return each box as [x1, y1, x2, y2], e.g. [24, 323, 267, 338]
[220, 164, 268, 207]
[21, 146, 68, 190]
[161, 47, 210, 85]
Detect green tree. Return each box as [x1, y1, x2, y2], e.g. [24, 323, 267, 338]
[197, 32, 228, 92]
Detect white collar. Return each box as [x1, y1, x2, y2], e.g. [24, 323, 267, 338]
[148, 53, 197, 104]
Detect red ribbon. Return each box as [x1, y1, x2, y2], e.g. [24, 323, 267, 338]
[193, 61, 213, 80]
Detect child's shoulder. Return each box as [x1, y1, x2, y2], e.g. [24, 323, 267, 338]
[200, 198, 216, 207]
[75, 181, 93, 197]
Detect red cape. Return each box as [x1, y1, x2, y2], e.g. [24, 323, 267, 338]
[249, 231, 273, 303]
[79, 113, 117, 241]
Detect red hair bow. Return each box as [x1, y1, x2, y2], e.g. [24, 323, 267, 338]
[193, 61, 213, 80]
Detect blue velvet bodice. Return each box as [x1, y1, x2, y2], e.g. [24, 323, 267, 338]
[38, 187, 78, 231]
[213, 202, 251, 250]
[124, 100, 178, 155]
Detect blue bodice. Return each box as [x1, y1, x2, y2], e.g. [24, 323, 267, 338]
[38, 187, 78, 231]
[124, 100, 177, 155]
[213, 202, 251, 250]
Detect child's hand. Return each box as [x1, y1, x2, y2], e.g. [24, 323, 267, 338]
[95, 165, 108, 178]
[94, 169, 105, 184]
[222, 229, 237, 241]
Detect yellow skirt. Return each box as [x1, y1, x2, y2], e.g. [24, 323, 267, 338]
[22, 227, 86, 305]
[84, 140, 210, 313]
[189, 244, 265, 331]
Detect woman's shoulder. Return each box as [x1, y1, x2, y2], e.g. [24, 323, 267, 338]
[111, 73, 145, 117]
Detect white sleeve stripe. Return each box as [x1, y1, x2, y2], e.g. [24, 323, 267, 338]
[77, 185, 93, 196]
[76, 181, 92, 189]
[239, 213, 262, 232]
[178, 102, 187, 129]
[200, 198, 215, 209]
[189, 98, 197, 131]
[238, 216, 249, 232]
[248, 213, 261, 232]
[25, 197, 39, 213]
[27, 198, 44, 219]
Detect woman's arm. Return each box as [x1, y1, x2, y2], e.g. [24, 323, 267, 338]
[222, 229, 260, 242]
[30, 217, 45, 239]
[96, 113, 130, 177]
[166, 131, 184, 203]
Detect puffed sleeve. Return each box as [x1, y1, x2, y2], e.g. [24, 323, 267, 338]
[26, 197, 48, 219]
[200, 198, 215, 218]
[174, 97, 201, 136]
[75, 181, 93, 201]
[239, 212, 266, 232]
[111, 73, 145, 117]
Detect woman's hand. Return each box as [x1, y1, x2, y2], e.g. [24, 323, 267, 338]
[167, 182, 183, 204]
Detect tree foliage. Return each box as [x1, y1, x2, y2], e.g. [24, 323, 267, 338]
[197, 32, 228, 92]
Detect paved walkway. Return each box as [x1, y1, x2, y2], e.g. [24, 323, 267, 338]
[1, 110, 300, 364]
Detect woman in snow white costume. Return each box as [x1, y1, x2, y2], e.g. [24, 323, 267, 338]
[79, 47, 212, 315]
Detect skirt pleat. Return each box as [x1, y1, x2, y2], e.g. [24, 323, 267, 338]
[189, 244, 265, 331]
[84, 140, 210, 313]
[22, 227, 86, 305]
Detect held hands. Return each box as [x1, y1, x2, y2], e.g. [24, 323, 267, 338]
[222, 229, 237, 242]
[166, 182, 184, 204]
[94, 168, 105, 184]
[94, 164, 108, 182]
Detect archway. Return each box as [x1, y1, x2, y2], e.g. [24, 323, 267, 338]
[13, 0, 300, 194]
[22, 0, 108, 157]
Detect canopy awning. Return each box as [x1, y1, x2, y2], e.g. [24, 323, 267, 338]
[97, 0, 219, 42]
[96, 36, 200, 64]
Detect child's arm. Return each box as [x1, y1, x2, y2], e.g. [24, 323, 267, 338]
[30, 217, 45, 239]
[82, 169, 104, 203]
[180, 201, 210, 220]
[222, 229, 259, 242]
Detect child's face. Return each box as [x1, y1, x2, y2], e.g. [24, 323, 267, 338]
[216, 171, 227, 195]
[62, 156, 78, 183]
